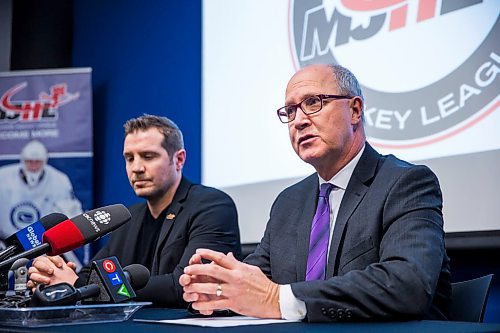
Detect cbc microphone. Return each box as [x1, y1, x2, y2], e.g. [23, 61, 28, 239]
[0, 213, 67, 261]
[0, 205, 131, 272]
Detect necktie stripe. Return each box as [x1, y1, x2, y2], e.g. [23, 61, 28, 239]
[306, 251, 327, 275]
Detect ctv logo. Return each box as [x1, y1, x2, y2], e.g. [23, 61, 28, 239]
[0, 82, 79, 122]
[102, 259, 116, 273]
[289, 0, 499, 148]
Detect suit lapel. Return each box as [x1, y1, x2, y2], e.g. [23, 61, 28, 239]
[296, 175, 320, 282]
[326, 143, 381, 277]
[151, 177, 191, 274]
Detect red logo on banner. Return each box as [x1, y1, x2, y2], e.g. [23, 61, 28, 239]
[0, 82, 79, 122]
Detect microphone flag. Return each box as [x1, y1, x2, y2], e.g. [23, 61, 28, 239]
[83, 256, 136, 303]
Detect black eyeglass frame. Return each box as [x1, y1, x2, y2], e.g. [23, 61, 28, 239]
[276, 94, 353, 123]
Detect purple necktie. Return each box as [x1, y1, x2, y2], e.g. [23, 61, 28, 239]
[306, 183, 334, 281]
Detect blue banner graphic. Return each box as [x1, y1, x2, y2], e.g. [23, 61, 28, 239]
[0, 68, 93, 267]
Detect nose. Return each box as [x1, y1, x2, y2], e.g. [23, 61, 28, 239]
[131, 158, 145, 173]
[292, 107, 311, 131]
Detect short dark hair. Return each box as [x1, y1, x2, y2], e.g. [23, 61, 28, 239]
[124, 114, 184, 157]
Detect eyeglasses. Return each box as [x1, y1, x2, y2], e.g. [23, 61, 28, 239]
[276, 94, 352, 123]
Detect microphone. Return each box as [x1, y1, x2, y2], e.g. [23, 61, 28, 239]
[82, 257, 140, 304]
[0, 205, 131, 272]
[30, 282, 101, 307]
[29, 261, 150, 306]
[123, 264, 150, 291]
[10, 258, 30, 295]
[0, 213, 67, 261]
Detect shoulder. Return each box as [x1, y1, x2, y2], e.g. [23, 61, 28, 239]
[379, 153, 438, 183]
[0, 163, 20, 176]
[275, 173, 317, 200]
[45, 164, 72, 182]
[369, 153, 442, 209]
[185, 182, 236, 207]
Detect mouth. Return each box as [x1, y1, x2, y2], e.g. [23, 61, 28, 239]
[298, 134, 317, 145]
[133, 179, 151, 187]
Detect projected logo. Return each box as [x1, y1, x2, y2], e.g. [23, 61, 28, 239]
[289, 0, 499, 148]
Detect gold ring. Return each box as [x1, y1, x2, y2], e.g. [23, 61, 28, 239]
[216, 284, 222, 297]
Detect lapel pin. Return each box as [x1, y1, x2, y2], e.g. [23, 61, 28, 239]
[166, 213, 176, 220]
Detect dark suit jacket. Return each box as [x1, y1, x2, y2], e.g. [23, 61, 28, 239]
[79, 177, 241, 307]
[245, 143, 451, 322]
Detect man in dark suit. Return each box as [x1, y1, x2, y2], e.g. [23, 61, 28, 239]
[27, 115, 241, 307]
[180, 64, 451, 321]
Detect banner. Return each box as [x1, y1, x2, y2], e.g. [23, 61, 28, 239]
[203, 0, 499, 240]
[0, 68, 93, 267]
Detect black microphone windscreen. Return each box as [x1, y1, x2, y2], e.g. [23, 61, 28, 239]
[43, 205, 131, 256]
[67, 204, 131, 242]
[123, 264, 150, 290]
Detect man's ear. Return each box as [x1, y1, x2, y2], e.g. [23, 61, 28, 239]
[174, 149, 186, 171]
[350, 97, 363, 125]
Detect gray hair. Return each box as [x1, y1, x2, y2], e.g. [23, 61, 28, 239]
[328, 64, 364, 103]
[124, 114, 184, 157]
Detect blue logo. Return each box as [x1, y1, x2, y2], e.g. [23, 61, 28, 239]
[107, 272, 123, 286]
[16, 221, 45, 250]
[10, 202, 40, 229]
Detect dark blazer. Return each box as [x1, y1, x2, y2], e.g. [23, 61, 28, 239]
[245, 143, 451, 322]
[79, 177, 241, 307]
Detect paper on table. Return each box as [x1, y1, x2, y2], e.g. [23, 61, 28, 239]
[134, 316, 300, 327]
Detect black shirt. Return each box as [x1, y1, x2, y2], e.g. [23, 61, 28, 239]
[131, 206, 168, 270]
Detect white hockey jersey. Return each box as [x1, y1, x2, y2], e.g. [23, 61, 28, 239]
[0, 163, 83, 240]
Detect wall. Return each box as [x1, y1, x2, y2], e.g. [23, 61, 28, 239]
[72, 0, 202, 208]
[0, 0, 12, 71]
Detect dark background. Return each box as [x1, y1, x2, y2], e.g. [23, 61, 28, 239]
[6, 0, 500, 322]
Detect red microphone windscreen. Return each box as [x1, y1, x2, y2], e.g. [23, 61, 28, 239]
[43, 220, 85, 255]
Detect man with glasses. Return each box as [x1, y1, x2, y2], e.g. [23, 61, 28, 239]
[28, 114, 242, 307]
[180, 64, 451, 321]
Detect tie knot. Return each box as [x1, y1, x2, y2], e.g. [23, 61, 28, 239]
[319, 183, 334, 198]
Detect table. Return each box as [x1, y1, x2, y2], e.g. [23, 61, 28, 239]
[1, 308, 500, 332]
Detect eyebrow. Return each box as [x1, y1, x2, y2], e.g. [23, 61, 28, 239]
[285, 93, 318, 106]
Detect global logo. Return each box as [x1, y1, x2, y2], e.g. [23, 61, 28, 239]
[289, 0, 499, 148]
[94, 210, 111, 225]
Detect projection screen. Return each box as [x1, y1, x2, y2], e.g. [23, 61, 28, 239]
[202, 0, 500, 248]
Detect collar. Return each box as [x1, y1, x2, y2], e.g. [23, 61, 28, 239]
[318, 144, 365, 190]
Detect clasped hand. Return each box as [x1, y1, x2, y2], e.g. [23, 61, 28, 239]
[27, 255, 78, 290]
[179, 248, 281, 319]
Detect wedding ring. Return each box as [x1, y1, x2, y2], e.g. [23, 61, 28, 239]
[216, 284, 222, 297]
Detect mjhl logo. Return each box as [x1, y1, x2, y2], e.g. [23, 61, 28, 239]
[299, 0, 482, 61]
